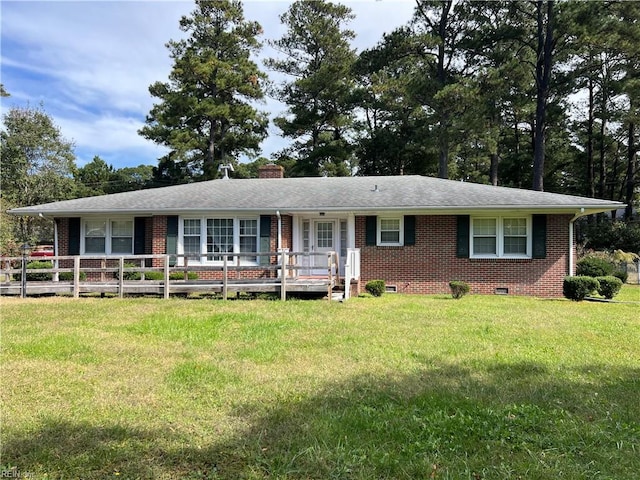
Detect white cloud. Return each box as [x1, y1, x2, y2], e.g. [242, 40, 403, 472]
[1, 0, 415, 169]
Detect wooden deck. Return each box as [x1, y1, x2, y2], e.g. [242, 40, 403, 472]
[0, 250, 361, 300]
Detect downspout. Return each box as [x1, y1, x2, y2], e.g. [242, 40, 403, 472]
[276, 210, 282, 251]
[53, 217, 59, 282]
[568, 208, 585, 277]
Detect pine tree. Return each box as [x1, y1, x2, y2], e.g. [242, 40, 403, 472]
[266, 0, 357, 177]
[139, 0, 268, 183]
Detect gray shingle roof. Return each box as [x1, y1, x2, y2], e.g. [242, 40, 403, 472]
[9, 175, 623, 216]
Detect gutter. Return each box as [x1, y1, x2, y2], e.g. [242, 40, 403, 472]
[568, 208, 589, 277]
[276, 210, 282, 251]
[8, 204, 624, 218]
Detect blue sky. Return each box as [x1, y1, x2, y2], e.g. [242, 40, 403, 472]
[1, 0, 416, 170]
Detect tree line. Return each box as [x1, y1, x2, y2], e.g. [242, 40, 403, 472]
[2, 0, 639, 251]
[141, 0, 638, 215]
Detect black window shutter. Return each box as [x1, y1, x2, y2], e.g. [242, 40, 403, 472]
[68, 218, 81, 255]
[260, 215, 271, 240]
[404, 215, 416, 246]
[456, 215, 470, 258]
[134, 217, 146, 255]
[532, 214, 547, 259]
[259, 215, 272, 264]
[166, 216, 178, 267]
[365, 216, 377, 246]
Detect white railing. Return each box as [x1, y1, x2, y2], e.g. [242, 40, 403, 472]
[343, 248, 361, 300]
[0, 249, 360, 300]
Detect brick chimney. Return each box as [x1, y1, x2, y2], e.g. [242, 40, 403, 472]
[258, 164, 284, 179]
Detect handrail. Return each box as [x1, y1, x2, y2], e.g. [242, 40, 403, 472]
[0, 250, 360, 300]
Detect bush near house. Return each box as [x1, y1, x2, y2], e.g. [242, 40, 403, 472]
[449, 280, 470, 299]
[576, 256, 614, 277]
[13, 261, 53, 281]
[596, 276, 623, 299]
[144, 271, 199, 281]
[59, 271, 87, 281]
[563, 276, 599, 301]
[577, 253, 628, 283]
[365, 280, 385, 297]
[116, 267, 198, 281]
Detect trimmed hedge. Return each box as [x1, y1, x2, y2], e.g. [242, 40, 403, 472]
[144, 271, 198, 281]
[14, 261, 53, 281]
[365, 280, 385, 297]
[449, 280, 470, 299]
[596, 276, 623, 299]
[563, 276, 599, 301]
[612, 270, 628, 283]
[576, 256, 614, 277]
[59, 271, 87, 281]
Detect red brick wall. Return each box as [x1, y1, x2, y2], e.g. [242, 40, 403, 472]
[56, 218, 69, 255]
[356, 214, 572, 298]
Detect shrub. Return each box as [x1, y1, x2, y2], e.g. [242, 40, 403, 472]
[15, 260, 53, 281]
[596, 276, 623, 299]
[59, 271, 87, 281]
[449, 280, 470, 299]
[576, 256, 614, 277]
[563, 276, 599, 301]
[169, 271, 198, 281]
[365, 279, 385, 297]
[143, 271, 198, 281]
[612, 269, 628, 283]
[116, 262, 145, 281]
[144, 271, 164, 281]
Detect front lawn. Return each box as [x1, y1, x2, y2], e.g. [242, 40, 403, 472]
[1, 287, 639, 479]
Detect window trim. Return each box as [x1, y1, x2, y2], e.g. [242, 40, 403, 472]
[470, 215, 532, 258]
[81, 218, 134, 255]
[377, 216, 404, 246]
[179, 216, 261, 265]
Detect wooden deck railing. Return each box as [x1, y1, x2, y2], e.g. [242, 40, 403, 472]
[0, 249, 359, 300]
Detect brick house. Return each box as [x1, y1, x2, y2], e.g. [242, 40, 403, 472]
[10, 165, 622, 297]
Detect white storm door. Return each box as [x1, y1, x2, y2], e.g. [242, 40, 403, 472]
[312, 220, 336, 274]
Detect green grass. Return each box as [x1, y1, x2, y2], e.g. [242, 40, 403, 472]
[1, 286, 639, 479]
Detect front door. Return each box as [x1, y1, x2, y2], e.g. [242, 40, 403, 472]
[312, 220, 335, 274]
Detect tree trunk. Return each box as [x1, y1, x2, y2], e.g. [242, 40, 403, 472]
[586, 73, 595, 198]
[624, 116, 636, 219]
[204, 119, 217, 180]
[532, 0, 555, 192]
[437, 0, 452, 179]
[598, 107, 607, 198]
[490, 153, 500, 186]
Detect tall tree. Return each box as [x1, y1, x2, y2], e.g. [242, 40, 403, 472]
[411, 0, 469, 179]
[352, 29, 435, 176]
[1, 104, 77, 243]
[613, 1, 640, 219]
[75, 156, 114, 197]
[530, 0, 558, 191]
[139, 0, 268, 183]
[75, 156, 154, 196]
[266, 0, 357, 177]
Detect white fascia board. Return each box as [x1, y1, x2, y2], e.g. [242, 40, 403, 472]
[10, 203, 623, 218]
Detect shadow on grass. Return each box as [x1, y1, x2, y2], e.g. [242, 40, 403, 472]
[3, 362, 639, 479]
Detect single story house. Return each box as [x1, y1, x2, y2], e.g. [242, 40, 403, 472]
[9, 165, 623, 297]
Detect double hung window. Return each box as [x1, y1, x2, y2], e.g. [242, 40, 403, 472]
[471, 216, 530, 258]
[183, 217, 259, 263]
[83, 219, 133, 254]
[378, 217, 403, 246]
